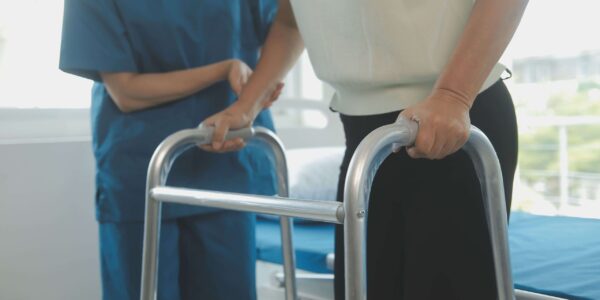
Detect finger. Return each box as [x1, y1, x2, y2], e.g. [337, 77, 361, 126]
[231, 77, 243, 96]
[407, 146, 426, 159]
[221, 139, 246, 152]
[212, 120, 230, 151]
[448, 126, 469, 156]
[269, 89, 282, 103]
[220, 140, 237, 152]
[275, 82, 285, 92]
[199, 144, 213, 152]
[238, 66, 253, 89]
[269, 83, 284, 102]
[429, 129, 446, 159]
[415, 127, 434, 158]
[448, 135, 466, 156]
[202, 116, 216, 127]
[240, 71, 251, 87]
[433, 138, 453, 160]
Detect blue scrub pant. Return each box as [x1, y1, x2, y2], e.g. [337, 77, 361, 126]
[99, 211, 257, 300]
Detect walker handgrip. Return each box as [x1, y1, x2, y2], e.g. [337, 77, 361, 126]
[393, 115, 419, 149]
[197, 126, 255, 144]
[223, 127, 255, 141]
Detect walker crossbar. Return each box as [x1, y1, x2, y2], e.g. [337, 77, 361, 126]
[140, 118, 516, 300]
[150, 186, 344, 224]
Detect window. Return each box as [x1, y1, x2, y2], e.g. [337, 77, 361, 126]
[503, 0, 600, 218]
[2, 0, 600, 217]
[0, 0, 92, 109]
[273, 51, 332, 130]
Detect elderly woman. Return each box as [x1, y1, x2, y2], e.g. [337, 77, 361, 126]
[204, 0, 527, 299]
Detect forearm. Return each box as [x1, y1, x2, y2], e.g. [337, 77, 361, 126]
[434, 0, 528, 107]
[237, 0, 304, 116]
[101, 60, 231, 112]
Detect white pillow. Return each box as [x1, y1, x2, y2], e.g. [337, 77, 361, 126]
[287, 147, 345, 202]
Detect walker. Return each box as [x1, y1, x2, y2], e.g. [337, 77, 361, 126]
[139, 118, 553, 300]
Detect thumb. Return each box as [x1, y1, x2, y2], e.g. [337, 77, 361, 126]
[212, 121, 230, 151]
[230, 77, 243, 96]
[406, 147, 424, 159]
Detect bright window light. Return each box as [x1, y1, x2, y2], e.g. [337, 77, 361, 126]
[0, 0, 92, 108]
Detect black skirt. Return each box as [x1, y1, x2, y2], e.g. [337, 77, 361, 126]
[334, 80, 518, 300]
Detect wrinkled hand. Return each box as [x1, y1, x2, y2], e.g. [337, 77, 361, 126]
[201, 78, 285, 153]
[200, 102, 255, 153]
[227, 59, 253, 96]
[399, 89, 472, 159]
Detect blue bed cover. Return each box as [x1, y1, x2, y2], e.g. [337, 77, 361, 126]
[256, 212, 600, 300]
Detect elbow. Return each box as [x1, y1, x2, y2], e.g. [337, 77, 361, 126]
[110, 94, 138, 113]
[100, 73, 143, 113]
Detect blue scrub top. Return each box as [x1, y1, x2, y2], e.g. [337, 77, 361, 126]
[60, 0, 278, 222]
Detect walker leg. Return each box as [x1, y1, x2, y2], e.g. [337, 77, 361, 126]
[342, 118, 515, 300]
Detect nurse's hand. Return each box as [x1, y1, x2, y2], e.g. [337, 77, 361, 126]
[399, 89, 471, 160]
[227, 59, 284, 106]
[263, 82, 285, 108]
[227, 59, 253, 96]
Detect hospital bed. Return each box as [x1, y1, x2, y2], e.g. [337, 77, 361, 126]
[256, 199, 600, 300]
[254, 144, 600, 300]
[137, 113, 590, 300]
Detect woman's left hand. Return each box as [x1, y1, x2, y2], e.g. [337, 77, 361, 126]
[399, 89, 472, 160]
[200, 101, 256, 153]
[200, 78, 285, 153]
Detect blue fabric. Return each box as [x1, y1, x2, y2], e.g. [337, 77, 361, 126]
[60, 0, 278, 222]
[100, 211, 257, 300]
[509, 212, 600, 300]
[256, 213, 600, 299]
[256, 216, 335, 274]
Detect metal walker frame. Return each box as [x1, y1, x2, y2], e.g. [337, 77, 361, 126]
[140, 118, 519, 300]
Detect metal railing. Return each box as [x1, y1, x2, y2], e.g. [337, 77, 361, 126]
[140, 118, 516, 300]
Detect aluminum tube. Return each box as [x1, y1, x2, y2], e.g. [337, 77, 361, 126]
[463, 128, 515, 300]
[140, 179, 161, 300]
[275, 272, 334, 285]
[253, 128, 299, 300]
[140, 127, 254, 300]
[151, 186, 343, 224]
[343, 118, 418, 300]
[343, 117, 514, 300]
[515, 290, 566, 300]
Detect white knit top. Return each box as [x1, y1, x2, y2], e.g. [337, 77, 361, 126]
[290, 0, 505, 115]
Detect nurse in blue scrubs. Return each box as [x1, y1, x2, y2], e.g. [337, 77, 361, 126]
[59, 1, 280, 299]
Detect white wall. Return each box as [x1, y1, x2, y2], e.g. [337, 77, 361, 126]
[0, 104, 343, 300]
[0, 140, 101, 300]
